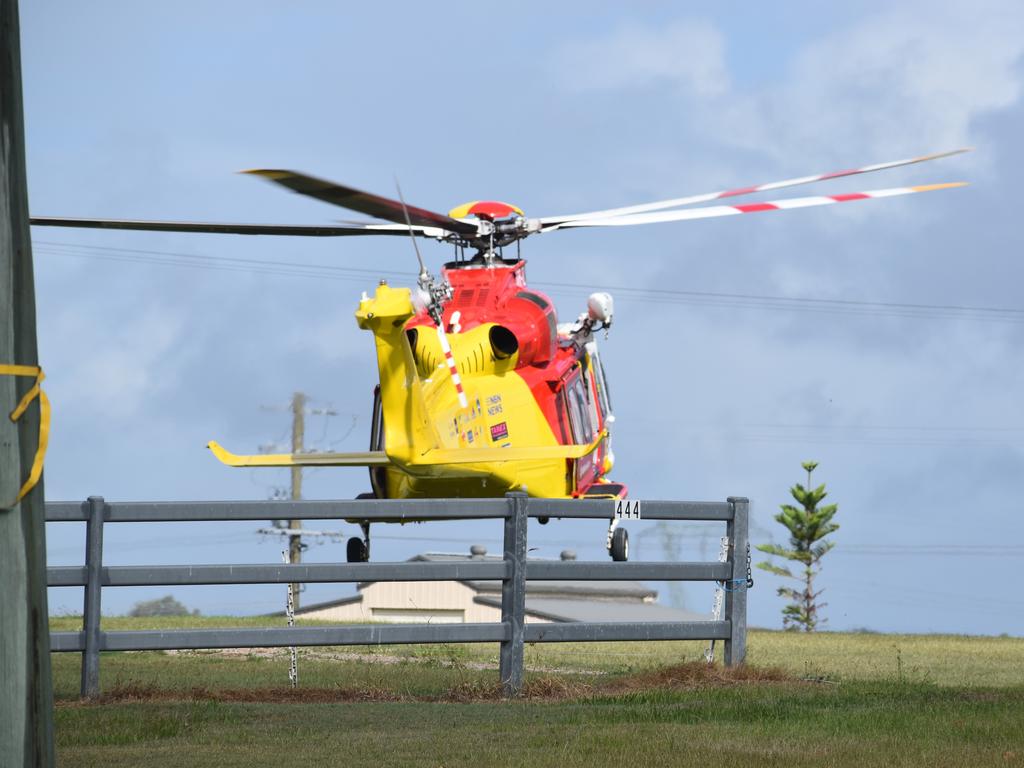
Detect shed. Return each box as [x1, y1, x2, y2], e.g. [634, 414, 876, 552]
[295, 546, 709, 624]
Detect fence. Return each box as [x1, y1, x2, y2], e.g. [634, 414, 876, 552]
[46, 493, 749, 698]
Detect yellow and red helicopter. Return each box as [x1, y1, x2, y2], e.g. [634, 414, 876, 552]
[31, 148, 968, 560]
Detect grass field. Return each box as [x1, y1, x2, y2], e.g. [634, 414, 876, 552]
[50, 616, 1024, 767]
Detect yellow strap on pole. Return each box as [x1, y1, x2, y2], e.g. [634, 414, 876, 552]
[1, 364, 50, 509]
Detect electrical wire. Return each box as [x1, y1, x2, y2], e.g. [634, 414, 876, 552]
[537, 278, 1024, 323]
[31, 238, 1024, 324]
[625, 418, 1024, 447]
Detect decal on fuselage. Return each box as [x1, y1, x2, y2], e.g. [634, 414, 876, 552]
[486, 394, 503, 416]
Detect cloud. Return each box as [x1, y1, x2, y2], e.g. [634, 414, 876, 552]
[47, 300, 188, 420]
[711, 2, 1024, 164]
[552, 19, 729, 96]
[556, 4, 1023, 164]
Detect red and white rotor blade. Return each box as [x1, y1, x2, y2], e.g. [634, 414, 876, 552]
[540, 148, 970, 225]
[552, 182, 967, 229]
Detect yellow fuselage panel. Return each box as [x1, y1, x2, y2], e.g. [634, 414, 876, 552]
[380, 459, 568, 499]
[357, 283, 572, 498]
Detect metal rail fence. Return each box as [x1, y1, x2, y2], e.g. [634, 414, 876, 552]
[46, 493, 749, 698]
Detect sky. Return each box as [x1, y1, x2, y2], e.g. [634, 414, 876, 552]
[19, 1, 1024, 634]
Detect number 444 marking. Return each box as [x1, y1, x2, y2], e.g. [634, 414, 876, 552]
[614, 499, 641, 520]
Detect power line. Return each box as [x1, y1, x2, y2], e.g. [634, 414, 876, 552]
[539, 278, 1024, 320]
[690, 435, 1021, 448]
[33, 242, 398, 285]
[834, 546, 1024, 556]
[828, 578, 1024, 609]
[31, 238, 1024, 324]
[33, 239, 405, 279]
[683, 422, 1024, 433]
[637, 421, 1024, 448]
[45, 531, 245, 557]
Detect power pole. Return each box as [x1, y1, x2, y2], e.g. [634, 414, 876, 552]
[0, 0, 56, 764]
[289, 391, 306, 609]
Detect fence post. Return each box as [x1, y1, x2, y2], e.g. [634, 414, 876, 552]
[724, 496, 748, 667]
[499, 492, 527, 697]
[81, 496, 105, 697]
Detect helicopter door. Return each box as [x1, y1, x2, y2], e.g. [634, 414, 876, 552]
[368, 386, 387, 498]
[565, 369, 601, 490]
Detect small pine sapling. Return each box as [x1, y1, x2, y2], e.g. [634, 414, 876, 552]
[757, 461, 839, 631]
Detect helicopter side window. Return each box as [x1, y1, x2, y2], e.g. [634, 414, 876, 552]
[566, 374, 593, 445]
[578, 363, 602, 431]
[588, 347, 612, 420]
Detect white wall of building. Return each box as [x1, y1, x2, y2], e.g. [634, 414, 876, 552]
[298, 580, 554, 623]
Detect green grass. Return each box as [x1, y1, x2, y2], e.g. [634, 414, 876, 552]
[49, 614, 299, 631]
[50, 617, 1024, 767]
[56, 684, 1024, 768]
[49, 614, 1024, 688]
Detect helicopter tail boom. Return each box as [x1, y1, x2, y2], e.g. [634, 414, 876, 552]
[207, 441, 391, 468]
[207, 432, 604, 470]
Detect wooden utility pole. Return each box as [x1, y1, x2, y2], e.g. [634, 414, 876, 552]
[289, 391, 306, 609]
[0, 0, 56, 764]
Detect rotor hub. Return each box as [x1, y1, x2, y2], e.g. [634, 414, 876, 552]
[448, 200, 523, 221]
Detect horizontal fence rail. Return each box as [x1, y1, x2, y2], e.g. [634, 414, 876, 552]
[46, 561, 731, 587]
[46, 493, 749, 698]
[51, 623, 512, 652]
[44, 498, 736, 522]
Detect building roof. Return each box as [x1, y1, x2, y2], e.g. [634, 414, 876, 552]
[293, 546, 711, 622]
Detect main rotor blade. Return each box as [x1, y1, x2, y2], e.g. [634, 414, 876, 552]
[540, 148, 971, 225]
[29, 217, 448, 238]
[551, 182, 967, 229]
[243, 170, 479, 236]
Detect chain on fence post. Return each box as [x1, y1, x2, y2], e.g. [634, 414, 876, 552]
[499, 492, 527, 697]
[704, 535, 730, 664]
[282, 550, 297, 687]
[81, 496, 105, 697]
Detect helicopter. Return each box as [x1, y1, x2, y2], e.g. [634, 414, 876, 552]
[31, 148, 968, 561]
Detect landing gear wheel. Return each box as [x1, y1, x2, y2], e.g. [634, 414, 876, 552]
[610, 527, 629, 562]
[346, 536, 369, 563]
[348, 497, 373, 563]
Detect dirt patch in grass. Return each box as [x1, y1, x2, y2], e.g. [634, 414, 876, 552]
[608, 661, 793, 692]
[61, 681, 407, 705]
[60, 662, 798, 706]
[443, 675, 598, 702]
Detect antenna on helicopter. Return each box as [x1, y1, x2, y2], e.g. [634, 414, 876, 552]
[395, 179, 467, 409]
[394, 178, 449, 322]
[394, 177, 428, 283]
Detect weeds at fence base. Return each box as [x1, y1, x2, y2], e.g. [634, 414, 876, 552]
[608, 661, 790, 691]
[60, 662, 797, 706]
